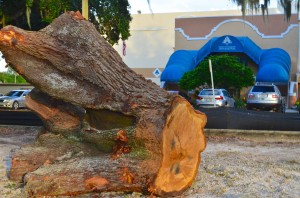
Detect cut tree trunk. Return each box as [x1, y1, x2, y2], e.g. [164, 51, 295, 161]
[0, 11, 207, 196]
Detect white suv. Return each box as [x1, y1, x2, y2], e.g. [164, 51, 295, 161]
[0, 90, 31, 110]
[246, 83, 283, 112]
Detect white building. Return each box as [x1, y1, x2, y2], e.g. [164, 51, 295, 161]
[114, 8, 300, 104]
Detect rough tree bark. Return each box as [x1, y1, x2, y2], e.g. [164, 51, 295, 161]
[0, 11, 207, 196]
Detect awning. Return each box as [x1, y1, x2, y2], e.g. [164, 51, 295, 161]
[256, 48, 291, 82]
[161, 35, 291, 83]
[160, 50, 197, 82]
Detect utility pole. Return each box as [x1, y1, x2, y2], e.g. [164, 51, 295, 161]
[82, 0, 88, 20]
[209, 59, 216, 108]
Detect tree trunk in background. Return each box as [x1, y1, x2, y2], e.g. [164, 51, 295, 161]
[0, 11, 207, 196]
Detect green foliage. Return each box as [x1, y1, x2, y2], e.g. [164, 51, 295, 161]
[179, 54, 255, 91]
[0, 0, 132, 45]
[39, 0, 73, 24]
[0, 72, 27, 83]
[234, 98, 247, 109]
[89, 0, 132, 45]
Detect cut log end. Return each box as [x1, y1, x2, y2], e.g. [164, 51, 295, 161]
[151, 96, 207, 196]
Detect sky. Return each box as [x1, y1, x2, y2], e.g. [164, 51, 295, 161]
[128, 0, 277, 14]
[0, 0, 278, 72]
[0, 53, 6, 72]
[128, 0, 238, 14]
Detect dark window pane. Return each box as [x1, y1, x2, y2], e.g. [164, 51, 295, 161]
[252, 86, 275, 92]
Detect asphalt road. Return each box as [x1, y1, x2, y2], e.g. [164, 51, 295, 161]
[1, 108, 300, 131]
[0, 109, 43, 126]
[199, 107, 300, 131]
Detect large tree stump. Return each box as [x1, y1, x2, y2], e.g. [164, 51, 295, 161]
[0, 11, 207, 196]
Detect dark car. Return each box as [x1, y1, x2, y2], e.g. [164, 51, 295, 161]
[246, 83, 283, 112]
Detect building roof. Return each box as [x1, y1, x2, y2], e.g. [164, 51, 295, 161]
[175, 14, 298, 39]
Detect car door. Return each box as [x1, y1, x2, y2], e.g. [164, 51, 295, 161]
[19, 91, 29, 107]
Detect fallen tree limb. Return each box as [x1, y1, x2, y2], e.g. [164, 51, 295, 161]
[0, 11, 207, 196]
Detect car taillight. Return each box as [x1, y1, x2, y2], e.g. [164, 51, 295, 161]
[248, 94, 255, 99]
[272, 94, 279, 98]
[215, 96, 223, 100]
[197, 96, 203, 100]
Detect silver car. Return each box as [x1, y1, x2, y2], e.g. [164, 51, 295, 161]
[246, 83, 283, 112]
[0, 90, 31, 110]
[196, 89, 235, 108]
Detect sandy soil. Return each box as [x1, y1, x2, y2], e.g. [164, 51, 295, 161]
[0, 126, 300, 197]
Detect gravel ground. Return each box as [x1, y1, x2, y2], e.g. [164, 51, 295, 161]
[0, 126, 41, 197]
[0, 126, 300, 198]
[184, 133, 300, 198]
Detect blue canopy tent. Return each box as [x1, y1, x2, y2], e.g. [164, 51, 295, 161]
[161, 35, 291, 84]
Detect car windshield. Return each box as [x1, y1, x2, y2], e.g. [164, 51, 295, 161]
[6, 91, 24, 97]
[252, 86, 275, 92]
[200, 90, 221, 95]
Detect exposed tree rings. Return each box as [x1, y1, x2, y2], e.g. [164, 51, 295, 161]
[151, 96, 207, 196]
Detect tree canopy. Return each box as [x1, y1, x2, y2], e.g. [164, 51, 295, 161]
[179, 54, 254, 92]
[0, 0, 132, 45]
[0, 71, 27, 83]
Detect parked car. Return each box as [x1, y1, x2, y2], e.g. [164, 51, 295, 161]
[246, 83, 283, 112]
[0, 89, 31, 110]
[196, 88, 235, 108]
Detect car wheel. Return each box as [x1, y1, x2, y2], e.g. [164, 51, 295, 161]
[12, 101, 19, 110]
[225, 102, 228, 107]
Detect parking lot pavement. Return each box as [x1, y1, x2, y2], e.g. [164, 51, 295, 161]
[198, 107, 300, 131]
